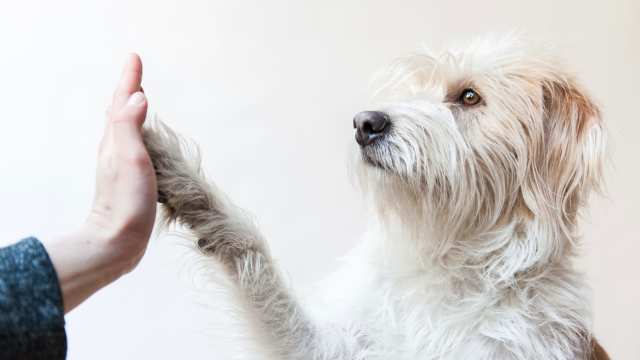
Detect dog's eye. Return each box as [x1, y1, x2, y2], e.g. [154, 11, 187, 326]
[459, 89, 481, 106]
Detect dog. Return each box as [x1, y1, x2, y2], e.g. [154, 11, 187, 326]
[142, 36, 610, 359]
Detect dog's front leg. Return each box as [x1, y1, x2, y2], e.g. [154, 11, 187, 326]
[142, 121, 367, 360]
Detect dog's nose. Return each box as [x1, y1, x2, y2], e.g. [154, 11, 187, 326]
[353, 111, 391, 146]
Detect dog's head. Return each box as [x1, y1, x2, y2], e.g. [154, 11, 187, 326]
[354, 37, 605, 260]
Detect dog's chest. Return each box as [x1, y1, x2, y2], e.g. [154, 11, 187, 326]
[327, 267, 590, 360]
[314, 237, 591, 359]
[357, 274, 502, 359]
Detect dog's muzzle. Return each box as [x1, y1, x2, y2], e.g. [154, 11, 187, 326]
[353, 111, 390, 147]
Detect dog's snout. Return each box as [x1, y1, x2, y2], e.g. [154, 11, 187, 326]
[353, 111, 390, 146]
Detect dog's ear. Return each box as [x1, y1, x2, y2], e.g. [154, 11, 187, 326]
[533, 73, 606, 226]
[543, 76, 606, 212]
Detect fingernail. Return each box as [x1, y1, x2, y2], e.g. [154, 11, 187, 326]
[127, 91, 146, 106]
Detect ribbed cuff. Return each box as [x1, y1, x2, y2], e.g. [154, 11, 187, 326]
[0, 237, 67, 359]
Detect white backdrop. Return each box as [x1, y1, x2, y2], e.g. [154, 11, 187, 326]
[0, 0, 638, 359]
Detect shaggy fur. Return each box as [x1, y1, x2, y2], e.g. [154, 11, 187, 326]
[142, 36, 609, 359]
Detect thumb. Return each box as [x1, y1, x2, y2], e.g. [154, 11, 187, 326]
[111, 91, 147, 137]
[113, 91, 147, 126]
[110, 91, 148, 150]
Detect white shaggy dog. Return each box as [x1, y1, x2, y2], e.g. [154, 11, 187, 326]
[142, 37, 609, 360]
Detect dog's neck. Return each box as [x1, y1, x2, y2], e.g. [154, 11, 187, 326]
[369, 208, 576, 288]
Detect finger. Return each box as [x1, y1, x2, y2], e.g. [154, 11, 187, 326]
[112, 53, 143, 110]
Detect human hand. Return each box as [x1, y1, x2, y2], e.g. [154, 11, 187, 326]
[87, 53, 157, 272]
[46, 54, 157, 312]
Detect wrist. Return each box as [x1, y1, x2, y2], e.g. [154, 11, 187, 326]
[79, 222, 130, 274]
[81, 217, 145, 276]
[45, 224, 133, 313]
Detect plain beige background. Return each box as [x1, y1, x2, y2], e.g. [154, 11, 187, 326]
[0, 0, 637, 358]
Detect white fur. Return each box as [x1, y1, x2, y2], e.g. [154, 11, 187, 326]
[143, 36, 605, 359]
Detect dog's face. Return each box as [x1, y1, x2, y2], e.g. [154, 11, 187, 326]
[354, 37, 605, 249]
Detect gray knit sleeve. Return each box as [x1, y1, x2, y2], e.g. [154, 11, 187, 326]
[0, 237, 67, 359]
